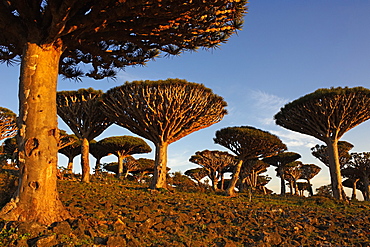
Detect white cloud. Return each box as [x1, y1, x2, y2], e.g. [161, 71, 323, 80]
[270, 129, 318, 148]
[247, 90, 289, 126]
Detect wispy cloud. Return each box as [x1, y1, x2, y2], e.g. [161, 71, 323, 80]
[271, 129, 318, 148]
[247, 90, 289, 126]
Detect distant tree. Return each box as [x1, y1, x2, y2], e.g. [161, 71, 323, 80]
[311, 141, 353, 199]
[169, 171, 198, 192]
[300, 164, 321, 196]
[57, 88, 113, 183]
[214, 126, 287, 196]
[0, 1, 246, 224]
[58, 134, 81, 174]
[0, 107, 17, 142]
[239, 159, 269, 193]
[189, 150, 236, 191]
[103, 79, 227, 189]
[184, 168, 208, 186]
[89, 141, 111, 175]
[297, 182, 310, 197]
[263, 152, 301, 196]
[3, 137, 18, 166]
[275, 87, 370, 200]
[316, 184, 333, 198]
[343, 152, 370, 201]
[130, 158, 156, 183]
[98, 136, 151, 179]
[284, 161, 303, 196]
[311, 141, 353, 169]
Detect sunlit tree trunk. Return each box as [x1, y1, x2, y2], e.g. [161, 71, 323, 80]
[150, 142, 168, 189]
[226, 159, 243, 196]
[81, 138, 90, 183]
[326, 139, 345, 200]
[351, 179, 359, 200]
[67, 157, 74, 174]
[0, 42, 70, 224]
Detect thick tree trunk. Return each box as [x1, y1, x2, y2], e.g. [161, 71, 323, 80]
[226, 159, 243, 196]
[210, 171, 218, 191]
[307, 179, 314, 197]
[351, 179, 359, 200]
[116, 154, 124, 179]
[94, 158, 101, 175]
[81, 138, 90, 183]
[150, 142, 168, 189]
[278, 167, 286, 196]
[67, 157, 74, 174]
[326, 139, 345, 200]
[0, 42, 70, 224]
[362, 176, 370, 201]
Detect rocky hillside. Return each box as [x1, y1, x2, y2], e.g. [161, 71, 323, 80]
[0, 174, 369, 246]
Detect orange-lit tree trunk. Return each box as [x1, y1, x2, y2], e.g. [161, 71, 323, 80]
[150, 142, 168, 189]
[326, 139, 345, 200]
[226, 159, 243, 196]
[81, 138, 90, 183]
[0, 42, 70, 224]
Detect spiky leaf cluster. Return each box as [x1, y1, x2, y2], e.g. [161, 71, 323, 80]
[98, 136, 152, 156]
[57, 88, 113, 140]
[103, 79, 227, 144]
[311, 141, 353, 168]
[275, 87, 370, 141]
[0, 107, 17, 141]
[0, 0, 247, 80]
[214, 126, 287, 160]
[189, 150, 236, 173]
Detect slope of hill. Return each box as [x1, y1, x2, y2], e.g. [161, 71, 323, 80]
[0, 173, 369, 246]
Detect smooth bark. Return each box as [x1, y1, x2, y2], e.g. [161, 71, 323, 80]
[0, 43, 70, 224]
[226, 159, 243, 196]
[81, 138, 90, 183]
[150, 142, 168, 189]
[326, 139, 345, 200]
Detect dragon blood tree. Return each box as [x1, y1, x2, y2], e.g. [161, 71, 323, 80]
[214, 126, 287, 196]
[97, 136, 152, 179]
[57, 88, 113, 183]
[0, 0, 246, 223]
[0, 107, 17, 141]
[275, 87, 370, 200]
[189, 150, 236, 191]
[263, 152, 301, 196]
[103, 79, 228, 189]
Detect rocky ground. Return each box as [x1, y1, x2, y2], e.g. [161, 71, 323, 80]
[0, 173, 369, 246]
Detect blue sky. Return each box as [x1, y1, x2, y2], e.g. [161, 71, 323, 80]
[1, 1, 370, 196]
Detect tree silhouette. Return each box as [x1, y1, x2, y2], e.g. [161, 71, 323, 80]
[275, 87, 370, 200]
[130, 158, 156, 183]
[89, 141, 112, 175]
[311, 141, 353, 199]
[0, 107, 17, 141]
[343, 152, 370, 201]
[300, 163, 321, 196]
[214, 126, 287, 196]
[189, 150, 236, 191]
[184, 168, 208, 186]
[57, 88, 113, 183]
[263, 152, 301, 196]
[98, 136, 151, 178]
[103, 79, 227, 189]
[3, 137, 18, 166]
[239, 159, 269, 193]
[58, 134, 81, 174]
[0, 1, 246, 223]
[284, 161, 303, 196]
